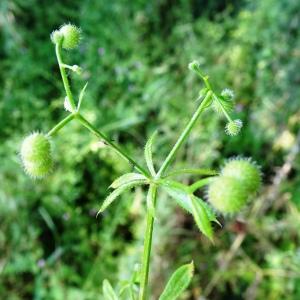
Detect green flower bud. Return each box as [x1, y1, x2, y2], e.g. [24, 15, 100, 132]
[208, 176, 248, 214]
[21, 133, 53, 178]
[225, 119, 243, 136]
[188, 60, 201, 73]
[50, 30, 63, 44]
[221, 158, 261, 194]
[59, 24, 81, 50]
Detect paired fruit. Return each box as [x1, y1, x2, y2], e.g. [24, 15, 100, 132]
[51, 24, 81, 50]
[208, 158, 261, 214]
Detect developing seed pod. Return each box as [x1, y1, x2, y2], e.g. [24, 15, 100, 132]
[207, 176, 248, 214]
[20, 133, 53, 178]
[59, 24, 81, 50]
[225, 119, 243, 136]
[221, 88, 235, 101]
[221, 158, 261, 194]
[212, 95, 234, 115]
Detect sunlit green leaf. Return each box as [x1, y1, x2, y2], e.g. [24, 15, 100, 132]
[110, 172, 147, 189]
[103, 279, 119, 300]
[159, 262, 194, 300]
[144, 130, 158, 176]
[190, 196, 213, 241]
[98, 181, 146, 215]
[77, 82, 88, 110]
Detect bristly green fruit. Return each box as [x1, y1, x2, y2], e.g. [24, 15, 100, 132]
[221, 158, 261, 194]
[221, 88, 235, 101]
[225, 119, 243, 136]
[21, 133, 53, 178]
[59, 24, 81, 50]
[208, 176, 248, 214]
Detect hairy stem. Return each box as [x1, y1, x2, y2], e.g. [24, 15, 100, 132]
[157, 91, 212, 177]
[139, 91, 213, 299]
[47, 113, 75, 137]
[76, 113, 150, 177]
[55, 42, 77, 111]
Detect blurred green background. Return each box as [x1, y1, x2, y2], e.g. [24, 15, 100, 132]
[1, 0, 300, 299]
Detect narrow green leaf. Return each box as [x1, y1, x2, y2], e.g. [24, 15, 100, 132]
[98, 181, 146, 215]
[190, 196, 213, 241]
[198, 197, 221, 227]
[77, 82, 88, 110]
[163, 186, 192, 213]
[147, 185, 157, 218]
[103, 279, 119, 300]
[159, 262, 194, 300]
[110, 172, 147, 189]
[161, 179, 192, 213]
[144, 130, 158, 176]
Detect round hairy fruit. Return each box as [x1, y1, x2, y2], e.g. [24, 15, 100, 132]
[21, 133, 53, 178]
[221, 158, 261, 194]
[225, 119, 243, 136]
[208, 176, 248, 213]
[59, 24, 81, 50]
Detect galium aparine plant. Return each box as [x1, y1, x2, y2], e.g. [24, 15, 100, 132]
[20, 24, 262, 300]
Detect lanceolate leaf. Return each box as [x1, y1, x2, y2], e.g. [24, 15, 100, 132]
[98, 182, 146, 215]
[147, 184, 157, 218]
[103, 279, 119, 300]
[159, 262, 194, 300]
[190, 196, 213, 241]
[144, 130, 158, 176]
[110, 172, 147, 189]
[77, 82, 88, 110]
[160, 180, 192, 213]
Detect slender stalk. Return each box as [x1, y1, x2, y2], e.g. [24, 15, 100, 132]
[157, 91, 212, 177]
[189, 177, 214, 193]
[139, 186, 157, 300]
[47, 113, 75, 137]
[76, 113, 150, 177]
[139, 91, 213, 300]
[55, 42, 77, 111]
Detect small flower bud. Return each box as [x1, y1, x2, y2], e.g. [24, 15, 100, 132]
[225, 119, 243, 136]
[64, 96, 73, 112]
[71, 65, 82, 75]
[221, 158, 261, 195]
[208, 176, 248, 214]
[221, 88, 235, 101]
[21, 133, 53, 178]
[59, 24, 81, 50]
[50, 30, 63, 44]
[188, 60, 201, 72]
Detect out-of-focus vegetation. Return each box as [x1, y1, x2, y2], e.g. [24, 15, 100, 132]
[1, 0, 300, 299]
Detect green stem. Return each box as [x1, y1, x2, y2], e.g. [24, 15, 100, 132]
[189, 177, 214, 193]
[55, 42, 77, 111]
[138, 91, 212, 300]
[76, 113, 150, 177]
[157, 91, 212, 177]
[47, 113, 75, 137]
[139, 186, 158, 300]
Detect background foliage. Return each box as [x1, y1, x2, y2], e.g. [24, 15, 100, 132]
[1, 0, 300, 299]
